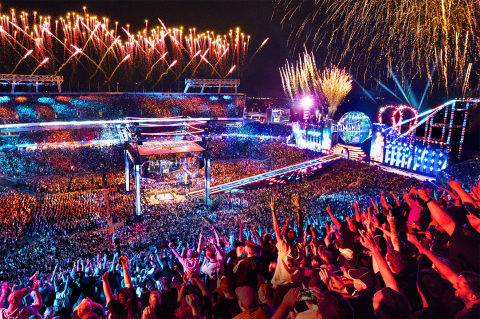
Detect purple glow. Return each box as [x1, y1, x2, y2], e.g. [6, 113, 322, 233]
[301, 96, 313, 108]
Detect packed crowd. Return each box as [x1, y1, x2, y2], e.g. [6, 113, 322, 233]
[0, 188, 36, 247]
[1, 158, 478, 319]
[24, 192, 109, 237]
[0, 145, 124, 178]
[218, 122, 293, 138]
[0, 94, 245, 124]
[442, 158, 480, 187]
[210, 139, 318, 167]
[0, 127, 120, 146]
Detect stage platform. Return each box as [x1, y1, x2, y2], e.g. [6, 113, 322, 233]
[187, 154, 344, 198]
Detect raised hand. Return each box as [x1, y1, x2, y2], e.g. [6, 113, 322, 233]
[447, 179, 463, 191]
[387, 211, 396, 224]
[406, 233, 420, 247]
[142, 305, 156, 319]
[282, 287, 302, 308]
[358, 230, 377, 251]
[291, 194, 301, 208]
[102, 271, 109, 282]
[466, 213, 480, 232]
[353, 200, 359, 210]
[269, 196, 278, 211]
[186, 294, 199, 308]
[319, 268, 330, 284]
[415, 188, 429, 201]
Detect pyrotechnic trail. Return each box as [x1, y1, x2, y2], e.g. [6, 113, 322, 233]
[154, 60, 177, 87]
[145, 52, 169, 83]
[30, 58, 49, 76]
[225, 65, 236, 78]
[279, 50, 322, 101]
[275, 0, 479, 91]
[89, 36, 118, 80]
[105, 54, 130, 84]
[248, 38, 269, 65]
[176, 50, 201, 82]
[55, 45, 83, 75]
[9, 49, 34, 74]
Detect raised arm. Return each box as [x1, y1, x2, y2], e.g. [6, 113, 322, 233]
[0, 282, 9, 308]
[448, 180, 479, 209]
[270, 196, 282, 241]
[196, 231, 203, 256]
[416, 188, 456, 236]
[387, 211, 401, 251]
[31, 281, 43, 310]
[407, 233, 458, 285]
[359, 230, 399, 292]
[51, 263, 58, 284]
[390, 191, 400, 207]
[119, 256, 133, 289]
[353, 200, 361, 223]
[380, 192, 389, 211]
[168, 242, 182, 260]
[292, 194, 304, 242]
[252, 223, 265, 248]
[102, 271, 114, 305]
[211, 224, 221, 247]
[238, 222, 243, 242]
[370, 197, 380, 214]
[326, 204, 342, 231]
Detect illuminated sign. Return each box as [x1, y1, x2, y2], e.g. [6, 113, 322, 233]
[335, 111, 372, 144]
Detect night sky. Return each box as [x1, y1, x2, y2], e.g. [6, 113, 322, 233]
[1, 0, 293, 98]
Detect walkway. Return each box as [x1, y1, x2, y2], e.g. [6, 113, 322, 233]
[187, 154, 344, 198]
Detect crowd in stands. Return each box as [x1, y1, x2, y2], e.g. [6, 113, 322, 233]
[0, 145, 123, 179]
[0, 127, 120, 146]
[442, 158, 480, 187]
[0, 158, 478, 318]
[210, 139, 318, 167]
[25, 192, 109, 237]
[0, 94, 244, 123]
[218, 122, 292, 138]
[0, 188, 36, 247]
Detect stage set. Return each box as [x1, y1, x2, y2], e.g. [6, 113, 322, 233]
[1, 74, 479, 215]
[292, 99, 479, 176]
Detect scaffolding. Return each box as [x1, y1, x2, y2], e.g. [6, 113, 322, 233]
[184, 78, 240, 93]
[0, 74, 63, 92]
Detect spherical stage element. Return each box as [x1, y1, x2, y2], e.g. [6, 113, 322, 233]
[337, 111, 372, 144]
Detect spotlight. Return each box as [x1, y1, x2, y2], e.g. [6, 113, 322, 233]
[301, 96, 314, 108]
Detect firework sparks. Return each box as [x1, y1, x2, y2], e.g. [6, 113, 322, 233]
[1, 8, 262, 88]
[319, 66, 352, 118]
[276, 0, 479, 92]
[279, 50, 322, 101]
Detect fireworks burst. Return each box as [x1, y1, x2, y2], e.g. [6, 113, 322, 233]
[319, 66, 352, 117]
[275, 0, 480, 93]
[279, 50, 321, 101]
[0, 8, 265, 89]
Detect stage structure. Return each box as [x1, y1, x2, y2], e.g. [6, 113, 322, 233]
[0, 74, 63, 93]
[184, 78, 240, 93]
[370, 99, 479, 176]
[0, 85, 246, 211]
